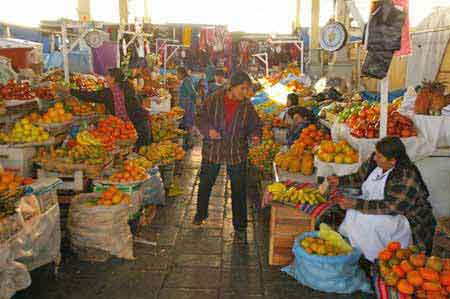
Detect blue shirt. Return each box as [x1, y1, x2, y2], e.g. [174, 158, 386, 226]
[286, 122, 310, 146]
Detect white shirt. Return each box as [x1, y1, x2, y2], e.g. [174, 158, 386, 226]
[339, 167, 412, 261]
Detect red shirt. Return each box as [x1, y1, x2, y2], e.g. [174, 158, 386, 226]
[223, 94, 240, 128]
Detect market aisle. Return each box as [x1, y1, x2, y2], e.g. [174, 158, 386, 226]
[14, 145, 372, 299]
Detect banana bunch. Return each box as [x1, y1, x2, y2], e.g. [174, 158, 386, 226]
[268, 182, 327, 205]
[267, 183, 287, 201]
[286, 187, 327, 205]
[76, 131, 102, 147]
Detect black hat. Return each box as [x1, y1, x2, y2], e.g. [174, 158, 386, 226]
[215, 68, 225, 77]
[230, 71, 252, 88]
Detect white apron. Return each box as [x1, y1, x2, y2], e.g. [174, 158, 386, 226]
[339, 167, 412, 261]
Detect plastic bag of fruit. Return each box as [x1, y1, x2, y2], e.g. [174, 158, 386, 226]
[282, 231, 371, 294]
[68, 194, 134, 260]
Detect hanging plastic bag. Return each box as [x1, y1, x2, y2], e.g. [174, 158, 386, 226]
[282, 231, 371, 294]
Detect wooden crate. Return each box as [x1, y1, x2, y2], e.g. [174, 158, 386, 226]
[269, 203, 315, 266]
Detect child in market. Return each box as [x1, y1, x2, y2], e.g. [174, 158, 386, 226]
[279, 93, 299, 125]
[286, 106, 317, 146]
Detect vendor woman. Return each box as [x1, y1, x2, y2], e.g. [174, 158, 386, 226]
[71, 68, 151, 148]
[327, 137, 436, 261]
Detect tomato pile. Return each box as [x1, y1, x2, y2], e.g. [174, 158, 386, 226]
[346, 104, 417, 139]
[97, 116, 137, 142]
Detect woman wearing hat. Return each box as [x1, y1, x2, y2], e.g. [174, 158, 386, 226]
[194, 71, 262, 238]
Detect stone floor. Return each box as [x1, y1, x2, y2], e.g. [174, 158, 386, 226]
[14, 146, 374, 299]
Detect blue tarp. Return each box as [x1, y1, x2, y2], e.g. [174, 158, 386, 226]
[43, 50, 92, 73]
[359, 89, 406, 103]
[0, 24, 59, 53]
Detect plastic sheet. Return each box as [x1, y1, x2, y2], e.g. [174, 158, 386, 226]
[0, 191, 61, 298]
[282, 231, 371, 294]
[68, 194, 134, 260]
[142, 167, 166, 206]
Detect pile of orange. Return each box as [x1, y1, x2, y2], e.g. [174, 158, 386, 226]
[41, 102, 73, 124]
[89, 129, 116, 151]
[97, 116, 137, 141]
[299, 124, 331, 150]
[378, 241, 450, 298]
[0, 171, 32, 192]
[317, 140, 359, 164]
[110, 163, 148, 183]
[97, 186, 131, 206]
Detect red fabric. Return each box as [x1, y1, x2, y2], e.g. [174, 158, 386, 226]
[223, 94, 239, 128]
[393, 0, 412, 57]
[110, 84, 130, 121]
[0, 48, 31, 71]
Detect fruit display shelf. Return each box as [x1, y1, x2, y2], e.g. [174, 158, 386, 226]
[331, 122, 436, 162]
[273, 162, 317, 184]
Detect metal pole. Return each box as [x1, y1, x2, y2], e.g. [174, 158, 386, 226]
[163, 45, 168, 86]
[379, 76, 389, 138]
[300, 42, 304, 75]
[61, 22, 70, 83]
[356, 44, 361, 90]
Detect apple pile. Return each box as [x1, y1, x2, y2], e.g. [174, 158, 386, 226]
[34, 85, 56, 100]
[0, 80, 35, 100]
[70, 74, 106, 92]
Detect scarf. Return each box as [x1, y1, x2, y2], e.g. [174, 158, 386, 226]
[110, 84, 130, 121]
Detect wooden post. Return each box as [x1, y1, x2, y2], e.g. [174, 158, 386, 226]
[380, 76, 389, 138]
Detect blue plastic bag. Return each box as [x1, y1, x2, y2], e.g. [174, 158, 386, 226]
[142, 167, 166, 206]
[282, 231, 371, 294]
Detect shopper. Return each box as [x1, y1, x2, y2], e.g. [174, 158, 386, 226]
[194, 71, 262, 237]
[205, 59, 216, 85]
[177, 67, 198, 150]
[71, 68, 151, 148]
[207, 68, 226, 96]
[327, 137, 436, 260]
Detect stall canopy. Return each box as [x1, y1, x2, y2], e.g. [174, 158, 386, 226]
[406, 7, 450, 87]
[0, 38, 42, 71]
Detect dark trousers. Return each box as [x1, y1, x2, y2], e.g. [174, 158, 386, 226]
[196, 161, 247, 231]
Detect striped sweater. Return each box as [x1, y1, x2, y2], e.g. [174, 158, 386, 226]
[198, 88, 262, 165]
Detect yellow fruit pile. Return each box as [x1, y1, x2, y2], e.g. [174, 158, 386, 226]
[301, 236, 349, 256]
[267, 182, 327, 205]
[275, 142, 314, 175]
[125, 156, 154, 170]
[139, 141, 185, 165]
[317, 140, 359, 164]
[41, 102, 73, 124]
[0, 118, 49, 144]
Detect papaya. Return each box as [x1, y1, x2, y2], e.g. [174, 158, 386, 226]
[300, 152, 314, 176]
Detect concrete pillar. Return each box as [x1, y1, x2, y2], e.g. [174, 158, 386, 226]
[144, 0, 151, 23]
[119, 0, 129, 25]
[309, 0, 322, 78]
[77, 0, 91, 22]
[333, 0, 349, 64]
[295, 0, 301, 31]
[310, 0, 320, 63]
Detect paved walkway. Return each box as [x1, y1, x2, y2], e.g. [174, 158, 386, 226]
[14, 146, 373, 299]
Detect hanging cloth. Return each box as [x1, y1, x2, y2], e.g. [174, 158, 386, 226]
[183, 26, 192, 47]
